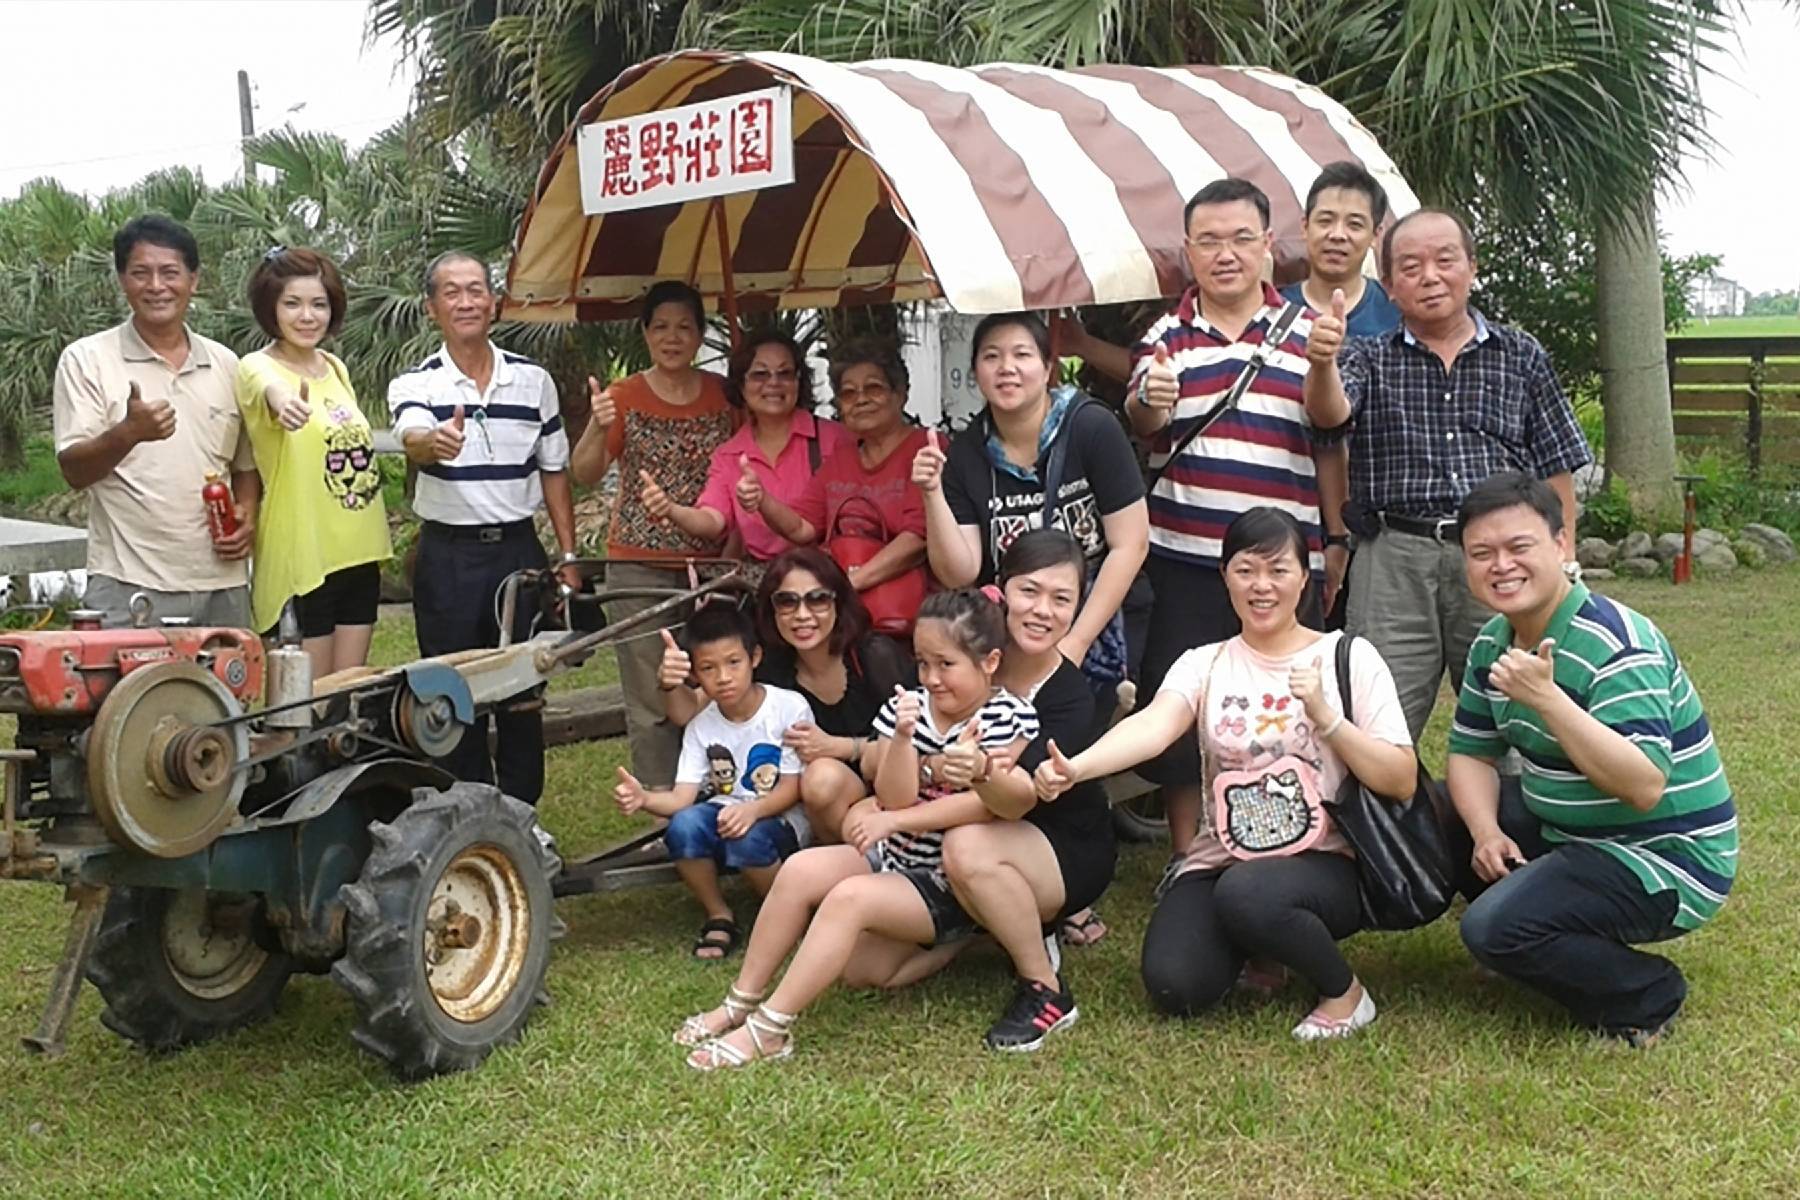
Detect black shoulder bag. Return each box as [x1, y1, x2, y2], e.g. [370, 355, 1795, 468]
[1325, 634, 1458, 931]
[1142, 301, 1304, 491]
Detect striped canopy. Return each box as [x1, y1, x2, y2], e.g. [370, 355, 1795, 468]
[504, 50, 1418, 322]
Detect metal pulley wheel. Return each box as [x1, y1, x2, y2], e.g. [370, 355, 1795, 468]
[87, 661, 248, 858]
[393, 688, 464, 758]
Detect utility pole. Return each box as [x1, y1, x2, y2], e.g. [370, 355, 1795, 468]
[237, 69, 255, 181]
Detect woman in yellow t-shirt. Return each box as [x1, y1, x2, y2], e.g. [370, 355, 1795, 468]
[236, 247, 391, 675]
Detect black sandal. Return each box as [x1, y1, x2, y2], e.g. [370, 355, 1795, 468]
[692, 917, 740, 961]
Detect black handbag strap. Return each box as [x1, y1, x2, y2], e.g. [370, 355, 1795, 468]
[807, 426, 822, 472]
[983, 395, 1101, 567]
[1334, 632, 1356, 727]
[1145, 300, 1304, 492]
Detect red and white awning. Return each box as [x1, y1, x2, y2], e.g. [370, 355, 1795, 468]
[505, 50, 1418, 322]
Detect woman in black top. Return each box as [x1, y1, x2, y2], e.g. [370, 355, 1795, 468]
[938, 530, 1117, 1052]
[659, 545, 912, 841]
[913, 312, 1148, 669]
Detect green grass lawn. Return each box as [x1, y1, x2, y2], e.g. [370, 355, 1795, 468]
[1671, 314, 1800, 340]
[3, 572, 1798, 1197]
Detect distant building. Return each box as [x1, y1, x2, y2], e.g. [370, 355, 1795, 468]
[1689, 271, 1749, 318]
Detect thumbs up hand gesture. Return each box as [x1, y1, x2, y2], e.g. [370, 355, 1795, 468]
[733, 454, 764, 512]
[911, 428, 947, 494]
[656, 628, 693, 692]
[1141, 342, 1180, 410]
[587, 375, 616, 429]
[639, 468, 673, 520]
[891, 685, 921, 740]
[122, 380, 177, 444]
[430, 403, 466, 463]
[269, 378, 313, 432]
[1307, 288, 1348, 365]
[1033, 738, 1079, 802]
[1289, 655, 1330, 725]
[1490, 639, 1560, 710]
[939, 718, 988, 789]
[614, 766, 648, 815]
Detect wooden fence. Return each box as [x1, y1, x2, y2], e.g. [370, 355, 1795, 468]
[1667, 335, 1800, 474]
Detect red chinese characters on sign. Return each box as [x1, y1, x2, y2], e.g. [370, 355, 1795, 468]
[579, 86, 793, 214]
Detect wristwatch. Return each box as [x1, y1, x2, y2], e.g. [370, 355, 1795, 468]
[919, 758, 936, 787]
[1324, 533, 1350, 549]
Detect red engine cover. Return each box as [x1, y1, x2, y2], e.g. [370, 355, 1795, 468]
[0, 627, 265, 715]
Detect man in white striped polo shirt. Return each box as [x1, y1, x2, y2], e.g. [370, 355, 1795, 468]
[389, 252, 580, 805]
[1124, 178, 1350, 883]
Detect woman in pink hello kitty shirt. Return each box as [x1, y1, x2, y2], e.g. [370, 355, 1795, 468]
[1035, 507, 1415, 1040]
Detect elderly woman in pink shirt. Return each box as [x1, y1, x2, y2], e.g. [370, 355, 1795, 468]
[642, 329, 850, 565]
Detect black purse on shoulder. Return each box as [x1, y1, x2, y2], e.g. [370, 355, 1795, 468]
[1325, 635, 1458, 931]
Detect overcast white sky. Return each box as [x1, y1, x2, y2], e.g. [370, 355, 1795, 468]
[2, 0, 1796, 293]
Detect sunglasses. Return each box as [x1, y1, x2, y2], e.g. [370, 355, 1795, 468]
[772, 588, 836, 614]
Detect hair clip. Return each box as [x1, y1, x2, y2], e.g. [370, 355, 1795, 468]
[979, 584, 1004, 605]
[262, 245, 287, 263]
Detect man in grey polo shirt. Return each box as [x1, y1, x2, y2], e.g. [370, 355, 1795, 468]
[53, 214, 258, 628]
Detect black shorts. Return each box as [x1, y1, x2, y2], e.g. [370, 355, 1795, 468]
[867, 849, 977, 946]
[293, 562, 381, 639]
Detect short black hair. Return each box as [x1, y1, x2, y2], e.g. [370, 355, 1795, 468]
[641, 280, 706, 328]
[684, 602, 757, 656]
[114, 214, 199, 274]
[1456, 471, 1564, 541]
[1220, 507, 1314, 607]
[1184, 178, 1271, 233]
[423, 251, 491, 297]
[998, 528, 1088, 608]
[970, 312, 1051, 372]
[1380, 207, 1475, 280]
[827, 336, 910, 397]
[916, 588, 1007, 661]
[1304, 161, 1389, 226]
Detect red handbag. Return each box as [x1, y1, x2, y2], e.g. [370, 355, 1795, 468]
[826, 493, 928, 637]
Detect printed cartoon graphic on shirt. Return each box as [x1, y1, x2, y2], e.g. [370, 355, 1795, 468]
[741, 743, 782, 798]
[984, 480, 1105, 561]
[1208, 688, 1328, 860]
[704, 744, 738, 800]
[321, 405, 381, 511]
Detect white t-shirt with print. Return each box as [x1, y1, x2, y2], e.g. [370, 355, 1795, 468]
[675, 684, 815, 845]
[1158, 631, 1411, 873]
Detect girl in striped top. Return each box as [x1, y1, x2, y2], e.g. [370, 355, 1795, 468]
[676, 588, 1038, 1070]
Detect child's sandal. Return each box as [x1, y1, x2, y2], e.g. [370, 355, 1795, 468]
[687, 1004, 796, 1072]
[673, 983, 763, 1047]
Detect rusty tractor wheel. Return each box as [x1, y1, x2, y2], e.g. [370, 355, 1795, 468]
[86, 887, 293, 1051]
[330, 782, 561, 1081]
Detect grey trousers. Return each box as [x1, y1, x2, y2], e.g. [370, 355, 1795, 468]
[1344, 529, 1493, 741]
[604, 560, 691, 789]
[84, 573, 252, 630]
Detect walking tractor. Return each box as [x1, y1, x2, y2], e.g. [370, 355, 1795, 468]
[0, 568, 738, 1080]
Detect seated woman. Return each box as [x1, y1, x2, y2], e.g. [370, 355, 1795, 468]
[639, 329, 850, 571]
[913, 311, 1148, 949]
[660, 546, 914, 842]
[744, 338, 931, 636]
[568, 281, 737, 791]
[939, 529, 1117, 1051]
[234, 246, 390, 674]
[1035, 507, 1415, 1040]
[673, 589, 1038, 1070]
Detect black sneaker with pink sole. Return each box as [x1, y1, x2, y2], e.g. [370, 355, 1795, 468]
[984, 977, 1079, 1052]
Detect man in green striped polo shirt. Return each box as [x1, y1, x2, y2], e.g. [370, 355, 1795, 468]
[1446, 472, 1736, 1045]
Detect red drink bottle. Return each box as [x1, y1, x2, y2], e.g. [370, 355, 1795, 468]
[202, 470, 237, 540]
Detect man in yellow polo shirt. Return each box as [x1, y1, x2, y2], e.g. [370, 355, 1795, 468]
[53, 215, 259, 628]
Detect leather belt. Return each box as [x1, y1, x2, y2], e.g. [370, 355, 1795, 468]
[1378, 512, 1460, 542]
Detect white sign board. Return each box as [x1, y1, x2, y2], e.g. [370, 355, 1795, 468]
[576, 86, 795, 215]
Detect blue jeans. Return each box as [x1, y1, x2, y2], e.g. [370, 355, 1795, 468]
[664, 803, 797, 870]
[1461, 841, 1686, 1034]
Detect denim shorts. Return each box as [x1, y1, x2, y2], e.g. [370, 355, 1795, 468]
[664, 803, 798, 869]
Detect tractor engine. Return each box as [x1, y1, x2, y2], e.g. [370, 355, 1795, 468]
[0, 618, 265, 861]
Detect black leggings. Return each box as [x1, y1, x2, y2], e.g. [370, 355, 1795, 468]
[1140, 853, 1362, 1016]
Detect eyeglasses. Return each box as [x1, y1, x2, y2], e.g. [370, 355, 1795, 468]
[1185, 232, 1266, 256]
[771, 588, 836, 614]
[745, 368, 798, 386]
[836, 383, 890, 402]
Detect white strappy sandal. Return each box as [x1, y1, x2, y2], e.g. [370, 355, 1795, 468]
[672, 983, 763, 1048]
[687, 1004, 796, 1071]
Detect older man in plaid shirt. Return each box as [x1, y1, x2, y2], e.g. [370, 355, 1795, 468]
[1303, 207, 1591, 739]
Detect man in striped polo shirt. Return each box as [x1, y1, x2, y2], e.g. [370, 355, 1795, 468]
[1126, 177, 1349, 875]
[390, 251, 579, 805]
[1447, 472, 1735, 1046]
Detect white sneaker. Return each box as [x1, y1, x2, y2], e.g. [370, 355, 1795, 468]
[1291, 987, 1377, 1041]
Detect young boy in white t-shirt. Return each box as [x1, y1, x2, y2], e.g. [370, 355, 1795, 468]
[614, 604, 814, 959]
